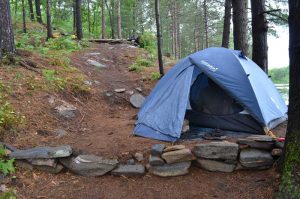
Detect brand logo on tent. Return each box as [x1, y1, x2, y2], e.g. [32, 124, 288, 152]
[201, 60, 218, 72]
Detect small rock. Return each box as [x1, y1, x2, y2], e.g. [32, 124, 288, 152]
[47, 95, 56, 105]
[196, 159, 236, 173]
[161, 148, 194, 164]
[105, 92, 113, 97]
[86, 52, 101, 56]
[237, 138, 274, 150]
[34, 164, 64, 174]
[55, 103, 77, 118]
[114, 88, 126, 93]
[126, 90, 134, 95]
[194, 141, 239, 160]
[111, 164, 145, 177]
[10, 145, 72, 159]
[94, 80, 100, 85]
[127, 159, 135, 165]
[148, 161, 191, 177]
[28, 159, 57, 167]
[271, 148, 283, 157]
[55, 129, 67, 137]
[163, 145, 185, 152]
[246, 135, 273, 142]
[135, 87, 142, 92]
[275, 141, 285, 149]
[151, 144, 165, 156]
[59, 154, 118, 177]
[149, 155, 165, 166]
[134, 153, 144, 162]
[240, 149, 274, 169]
[130, 93, 145, 108]
[87, 59, 106, 68]
[36, 129, 51, 136]
[84, 80, 93, 86]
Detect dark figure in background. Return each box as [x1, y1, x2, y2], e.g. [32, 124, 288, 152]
[128, 35, 140, 46]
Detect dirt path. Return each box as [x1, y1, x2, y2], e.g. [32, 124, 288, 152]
[12, 43, 279, 199]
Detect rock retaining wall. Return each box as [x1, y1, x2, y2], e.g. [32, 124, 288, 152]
[4, 135, 284, 178]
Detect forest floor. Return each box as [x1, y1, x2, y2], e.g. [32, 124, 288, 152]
[0, 42, 286, 199]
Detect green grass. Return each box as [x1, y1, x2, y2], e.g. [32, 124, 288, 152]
[151, 72, 161, 80]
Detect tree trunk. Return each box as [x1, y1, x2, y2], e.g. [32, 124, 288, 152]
[105, 0, 115, 39]
[101, 0, 106, 39]
[28, 0, 34, 21]
[35, 0, 43, 24]
[251, 0, 268, 73]
[155, 0, 164, 76]
[87, 0, 91, 34]
[278, 1, 300, 198]
[0, 0, 16, 57]
[222, 0, 232, 48]
[22, 0, 27, 33]
[46, 0, 53, 39]
[203, 0, 208, 48]
[73, 1, 76, 33]
[232, 0, 249, 55]
[75, 0, 83, 40]
[117, 0, 122, 39]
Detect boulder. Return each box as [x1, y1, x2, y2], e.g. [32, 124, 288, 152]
[111, 164, 145, 177]
[149, 155, 165, 166]
[163, 145, 185, 152]
[194, 141, 239, 160]
[240, 149, 273, 169]
[9, 145, 72, 159]
[59, 154, 118, 177]
[148, 161, 191, 177]
[130, 94, 145, 108]
[161, 148, 194, 164]
[151, 144, 165, 156]
[196, 159, 236, 173]
[237, 138, 274, 150]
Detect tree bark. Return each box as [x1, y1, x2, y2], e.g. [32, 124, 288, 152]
[22, 0, 27, 33]
[35, 0, 43, 24]
[87, 0, 91, 34]
[28, 0, 35, 21]
[101, 0, 106, 39]
[0, 0, 16, 56]
[75, 0, 83, 40]
[251, 0, 268, 73]
[232, 0, 249, 55]
[222, 0, 232, 48]
[155, 0, 164, 76]
[46, 0, 53, 39]
[117, 0, 122, 39]
[105, 0, 115, 39]
[278, 1, 300, 198]
[73, 1, 76, 33]
[203, 0, 208, 48]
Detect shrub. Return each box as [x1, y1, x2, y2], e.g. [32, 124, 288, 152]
[139, 32, 156, 57]
[151, 72, 161, 80]
[0, 145, 15, 176]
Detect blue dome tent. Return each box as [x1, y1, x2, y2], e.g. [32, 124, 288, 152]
[133, 47, 287, 142]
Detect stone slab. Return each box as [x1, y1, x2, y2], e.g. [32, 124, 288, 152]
[148, 161, 191, 177]
[196, 159, 236, 173]
[240, 149, 274, 169]
[161, 148, 194, 164]
[111, 164, 145, 177]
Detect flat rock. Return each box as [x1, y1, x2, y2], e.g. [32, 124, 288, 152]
[135, 87, 142, 92]
[246, 135, 273, 142]
[161, 148, 194, 164]
[55, 103, 77, 118]
[28, 159, 57, 167]
[196, 159, 236, 173]
[134, 153, 144, 162]
[194, 141, 239, 160]
[87, 59, 106, 68]
[271, 148, 283, 157]
[114, 88, 126, 93]
[34, 164, 64, 174]
[9, 145, 72, 159]
[130, 93, 145, 108]
[149, 155, 165, 166]
[127, 159, 135, 165]
[240, 149, 274, 169]
[237, 138, 274, 150]
[148, 161, 191, 177]
[59, 154, 118, 177]
[163, 145, 185, 152]
[111, 164, 145, 177]
[151, 144, 165, 156]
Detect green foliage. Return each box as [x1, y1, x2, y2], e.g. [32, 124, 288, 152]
[0, 189, 17, 199]
[151, 72, 161, 80]
[0, 145, 15, 176]
[269, 67, 289, 84]
[129, 57, 153, 72]
[139, 32, 157, 57]
[42, 69, 66, 90]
